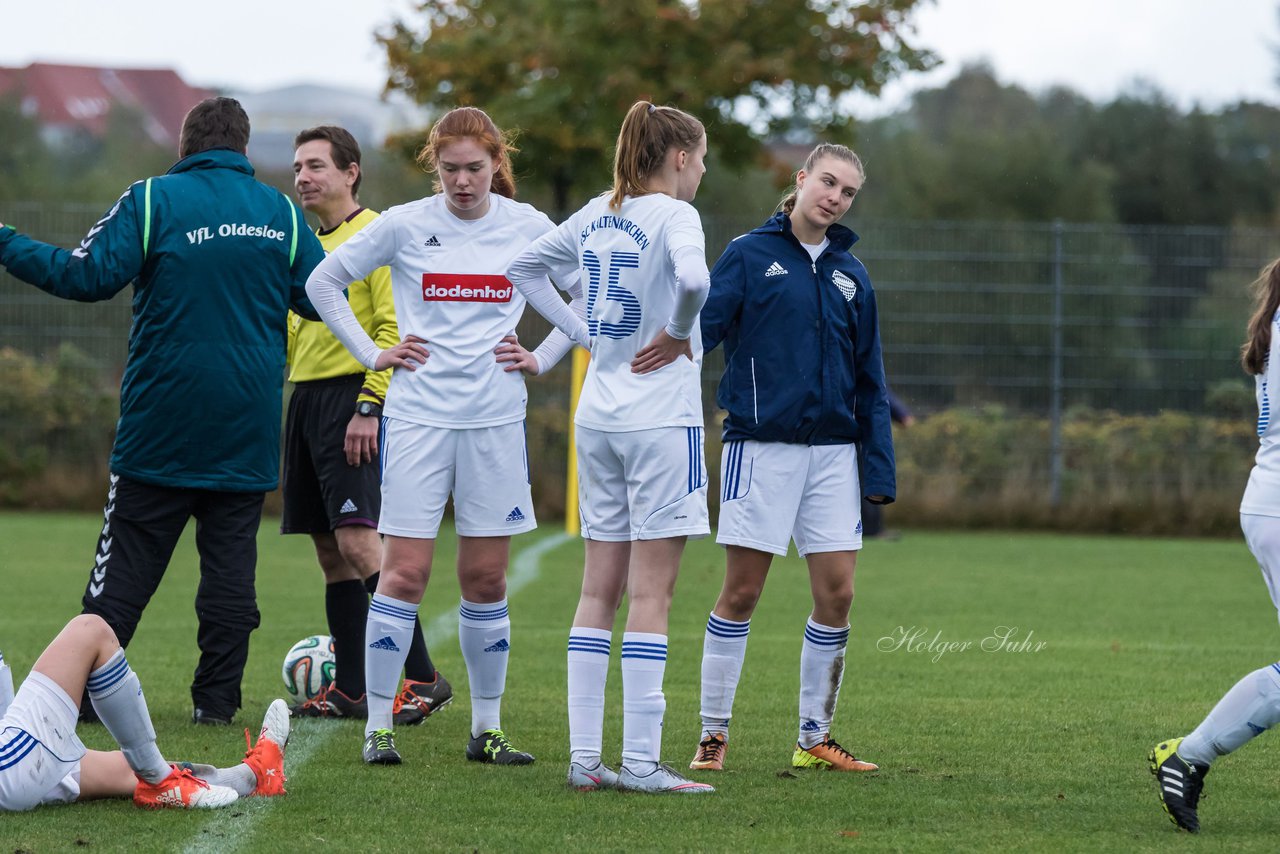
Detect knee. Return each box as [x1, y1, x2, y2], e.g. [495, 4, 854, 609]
[627, 583, 674, 613]
[718, 584, 763, 621]
[313, 540, 351, 582]
[68, 614, 120, 660]
[334, 527, 382, 577]
[462, 567, 507, 603]
[377, 563, 428, 601]
[70, 613, 115, 645]
[813, 589, 853, 625]
[580, 585, 625, 616]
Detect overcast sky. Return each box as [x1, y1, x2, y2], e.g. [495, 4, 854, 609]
[1, 0, 1276, 112]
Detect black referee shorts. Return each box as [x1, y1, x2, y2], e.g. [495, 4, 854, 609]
[281, 374, 382, 534]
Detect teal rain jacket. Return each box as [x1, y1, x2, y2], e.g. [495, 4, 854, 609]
[0, 149, 325, 491]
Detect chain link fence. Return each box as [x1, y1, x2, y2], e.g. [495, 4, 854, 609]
[4, 203, 1278, 528]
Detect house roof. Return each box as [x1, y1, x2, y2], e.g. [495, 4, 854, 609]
[0, 62, 213, 146]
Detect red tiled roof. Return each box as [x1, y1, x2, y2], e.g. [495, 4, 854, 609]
[0, 62, 213, 146]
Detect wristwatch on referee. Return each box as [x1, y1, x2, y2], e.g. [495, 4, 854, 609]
[355, 401, 382, 418]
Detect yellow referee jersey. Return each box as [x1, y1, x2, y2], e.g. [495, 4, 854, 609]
[286, 208, 396, 404]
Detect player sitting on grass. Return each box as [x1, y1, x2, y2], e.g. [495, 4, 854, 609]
[0, 614, 289, 811]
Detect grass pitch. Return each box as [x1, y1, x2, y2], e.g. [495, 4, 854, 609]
[1, 513, 1277, 852]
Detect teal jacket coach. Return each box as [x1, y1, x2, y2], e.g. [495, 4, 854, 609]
[0, 149, 325, 492]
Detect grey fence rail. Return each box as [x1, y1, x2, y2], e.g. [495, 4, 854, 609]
[3, 203, 1278, 523]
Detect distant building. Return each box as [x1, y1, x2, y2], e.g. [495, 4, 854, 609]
[232, 84, 431, 170]
[0, 63, 431, 171]
[0, 62, 212, 149]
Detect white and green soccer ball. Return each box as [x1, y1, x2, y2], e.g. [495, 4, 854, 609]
[282, 634, 336, 705]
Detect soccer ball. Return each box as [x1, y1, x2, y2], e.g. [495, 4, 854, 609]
[282, 635, 336, 705]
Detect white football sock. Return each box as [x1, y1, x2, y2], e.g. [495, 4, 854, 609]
[1179, 663, 1280, 766]
[699, 613, 750, 736]
[567, 627, 612, 765]
[621, 632, 667, 772]
[459, 599, 510, 736]
[364, 593, 417, 735]
[186, 762, 257, 796]
[87, 650, 170, 783]
[798, 619, 849, 749]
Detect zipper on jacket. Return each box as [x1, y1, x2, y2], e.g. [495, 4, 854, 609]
[750, 357, 759, 424]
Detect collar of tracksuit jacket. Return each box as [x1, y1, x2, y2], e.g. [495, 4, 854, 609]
[167, 147, 254, 178]
[749, 210, 859, 256]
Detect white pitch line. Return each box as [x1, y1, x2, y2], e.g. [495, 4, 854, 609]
[181, 531, 574, 854]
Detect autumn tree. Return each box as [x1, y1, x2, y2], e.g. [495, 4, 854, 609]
[380, 0, 935, 212]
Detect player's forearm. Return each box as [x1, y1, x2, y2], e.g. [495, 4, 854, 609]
[508, 251, 590, 348]
[305, 255, 382, 370]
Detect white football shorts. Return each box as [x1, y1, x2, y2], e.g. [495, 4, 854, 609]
[576, 426, 710, 541]
[717, 440, 863, 557]
[0, 672, 86, 811]
[379, 418, 537, 538]
[1242, 513, 1280, 623]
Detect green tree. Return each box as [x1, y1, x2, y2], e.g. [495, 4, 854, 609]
[0, 95, 58, 202]
[380, 0, 935, 213]
[852, 64, 1115, 223]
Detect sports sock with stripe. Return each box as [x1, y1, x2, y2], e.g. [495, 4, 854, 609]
[364, 593, 417, 735]
[459, 598, 510, 737]
[798, 618, 849, 749]
[86, 649, 170, 783]
[1179, 662, 1280, 766]
[621, 632, 667, 772]
[567, 626, 612, 765]
[699, 613, 750, 736]
[366, 572, 436, 681]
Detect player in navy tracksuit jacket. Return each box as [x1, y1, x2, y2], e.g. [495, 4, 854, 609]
[688, 143, 894, 775]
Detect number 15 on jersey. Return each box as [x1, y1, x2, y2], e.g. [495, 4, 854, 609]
[583, 249, 642, 339]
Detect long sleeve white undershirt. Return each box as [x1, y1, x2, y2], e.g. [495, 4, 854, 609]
[666, 244, 710, 340]
[305, 252, 382, 370]
[507, 252, 591, 349]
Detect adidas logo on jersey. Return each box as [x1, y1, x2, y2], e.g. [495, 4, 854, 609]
[369, 636, 401, 652]
[505, 507, 525, 522]
[764, 261, 788, 277]
[484, 638, 510, 653]
[423, 235, 442, 247]
[339, 499, 357, 514]
[832, 270, 857, 301]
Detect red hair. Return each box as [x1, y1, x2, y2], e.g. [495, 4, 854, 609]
[416, 106, 518, 198]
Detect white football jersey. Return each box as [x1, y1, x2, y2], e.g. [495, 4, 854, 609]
[1243, 313, 1280, 517]
[330, 194, 554, 428]
[527, 193, 705, 431]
